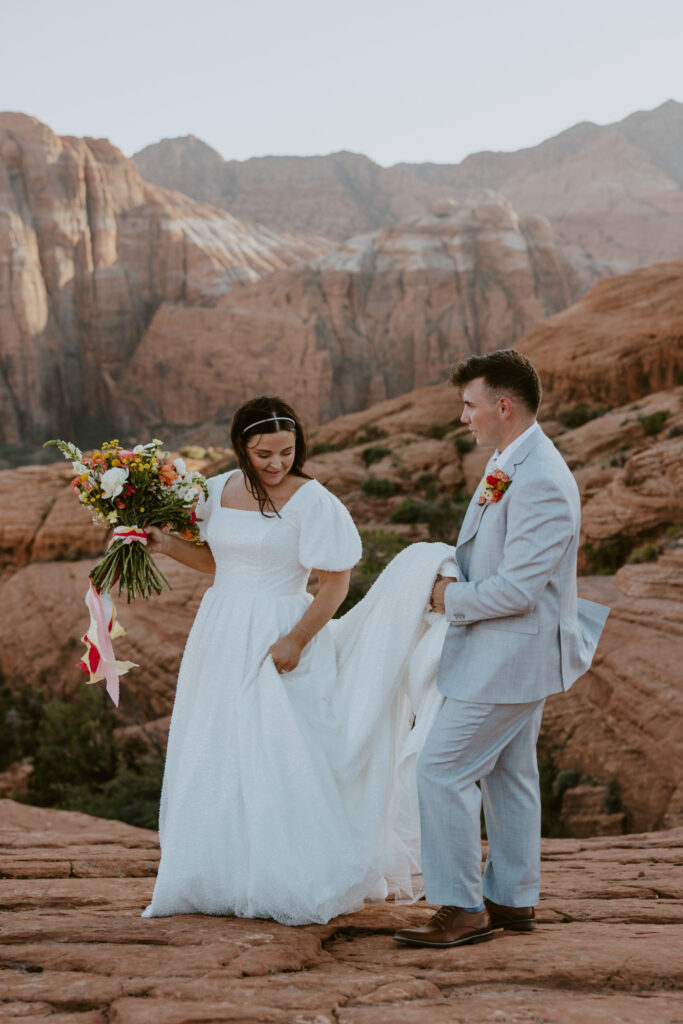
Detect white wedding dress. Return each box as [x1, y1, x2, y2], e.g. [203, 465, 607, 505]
[143, 470, 453, 925]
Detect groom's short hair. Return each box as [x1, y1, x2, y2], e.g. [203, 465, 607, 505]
[450, 349, 541, 414]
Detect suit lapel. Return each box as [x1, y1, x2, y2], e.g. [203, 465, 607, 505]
[455, 426, 546, 554]
[456, 496, 487, 549]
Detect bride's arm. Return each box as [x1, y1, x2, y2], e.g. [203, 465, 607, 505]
[145, 525, 216, 574]
[267, 569, 350, 673]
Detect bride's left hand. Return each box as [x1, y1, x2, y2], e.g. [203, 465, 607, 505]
[267, 634, 305, 674]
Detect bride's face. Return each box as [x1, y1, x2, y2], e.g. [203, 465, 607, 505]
[245, 430, 297, 487]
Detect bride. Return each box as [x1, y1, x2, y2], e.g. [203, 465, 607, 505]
[142, 395, 453, 925]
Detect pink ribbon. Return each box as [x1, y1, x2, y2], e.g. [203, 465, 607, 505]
[77, 582, 137, 706]
[113, 526, 148, 545]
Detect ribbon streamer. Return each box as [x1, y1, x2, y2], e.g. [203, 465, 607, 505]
[77, 582, 137, 706]
[113, 525, 148, 545]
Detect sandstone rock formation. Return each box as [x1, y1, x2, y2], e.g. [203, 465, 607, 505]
[134, 100, 683, 284]
[134, 139, 436, 243]
[1, 799, 682, 1022]
[118, 193, 579, 429]
[517, 262, 683, 410]
[0, 114, 325, 445]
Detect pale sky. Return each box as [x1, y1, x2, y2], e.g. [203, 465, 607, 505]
[3, 0, 682, 166]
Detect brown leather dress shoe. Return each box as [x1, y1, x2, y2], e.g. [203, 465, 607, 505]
[394, 905, 494, 948]
[484, 898, 536, 931]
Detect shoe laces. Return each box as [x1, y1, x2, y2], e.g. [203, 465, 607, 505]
[431, 905, 457, 925]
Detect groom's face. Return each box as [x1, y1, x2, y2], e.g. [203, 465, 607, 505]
[460, 378, 503, 449]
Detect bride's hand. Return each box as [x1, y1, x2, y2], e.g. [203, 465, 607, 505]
[145, 525, 172, 556]
[268, 634, 305, 674]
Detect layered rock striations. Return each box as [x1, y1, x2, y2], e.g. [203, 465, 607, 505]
[1, 799, 682, 1023]
[517, 262, 683, 410]
[0, 114, 325, 445]
[134, 100, 683, 284]
[118, 193, 579, 429]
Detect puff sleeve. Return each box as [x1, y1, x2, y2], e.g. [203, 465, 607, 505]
[297, 482, 362, 571]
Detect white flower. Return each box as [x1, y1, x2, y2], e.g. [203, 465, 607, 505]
[100, 466, 129, 501]
[173, 458, 187, 477]
[107, 511, 119, 524]
[72, 460, 89, 475]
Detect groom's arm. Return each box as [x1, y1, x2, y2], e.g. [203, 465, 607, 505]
[444, 480, 576, 625]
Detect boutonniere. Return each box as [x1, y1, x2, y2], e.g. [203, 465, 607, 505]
[477, 469, 511, 505]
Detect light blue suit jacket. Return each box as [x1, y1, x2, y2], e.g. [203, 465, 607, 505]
[437, 427, 609, 703]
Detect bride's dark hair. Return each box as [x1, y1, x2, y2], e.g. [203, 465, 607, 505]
[230, 396, 310, 517]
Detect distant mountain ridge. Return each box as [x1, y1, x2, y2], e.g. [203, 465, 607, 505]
[134, 100, 683, 287]
[0, 114, 326, 445]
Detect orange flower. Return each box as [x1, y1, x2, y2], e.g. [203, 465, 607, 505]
[159, 464, 178, 486]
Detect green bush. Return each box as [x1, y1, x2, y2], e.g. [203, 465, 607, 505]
[361, 477, 397, 498]
[26, 687, 118, 807]
[426, 423, 451, 440]
[454, 435, 475, 453]
[55, 755, 165, 830]
[361, 445, 391, 466]
[390, 499, 429, 524]
[309, 441, 336, 456]
[14, 685, 165, 829]
[639, 410, 670, 436]
[668, 425, 683, 438]
[558, 403, 607, 430]
[0, 685, 45, 772]
[627, 542, 657, 564]
[581, 539, 634, 575]
[356, 425, 387, 444]
[389, 495, 468, 544]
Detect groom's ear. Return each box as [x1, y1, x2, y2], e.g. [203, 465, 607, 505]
[498, 396, 513, 417]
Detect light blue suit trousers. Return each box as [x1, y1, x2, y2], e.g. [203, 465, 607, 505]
[417, 696, 545, 907]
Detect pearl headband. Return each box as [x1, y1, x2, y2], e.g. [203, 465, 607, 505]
[242, 416, 296, 435]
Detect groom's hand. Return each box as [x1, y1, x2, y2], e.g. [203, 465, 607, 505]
[430, 576, 458, 614]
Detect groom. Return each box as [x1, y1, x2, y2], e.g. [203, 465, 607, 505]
[395, 349, 609, 948]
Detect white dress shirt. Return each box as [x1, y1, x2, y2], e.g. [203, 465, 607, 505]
[489, 421, 539, 475]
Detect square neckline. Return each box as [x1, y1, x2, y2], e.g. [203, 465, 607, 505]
[218, 470, 316, 515]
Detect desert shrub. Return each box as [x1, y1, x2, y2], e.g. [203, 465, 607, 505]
[356, 425, 387, 444]
[668, 425, 683, 438]
[581, 539, 634, 575]
[0, 685, 46, 772]
[16, 685, 165, 829]
[557, 403, 607, 430]
[454, 435, 475, 453]
[390, 499, 429, 524]
[55, 755, 165, 830]
[361, 445, 391, 466]
[426, 423, 452, 440]
[627, 542, 657, 564]
[309, 441, 336, 456]
[537, 757, 581, 838]
[639, 410, 670, 436]
[26, 686, 118, 807]
[389, 495, 468, 544]
[361, 477, 397, 498]
[415, 472, 437, 487]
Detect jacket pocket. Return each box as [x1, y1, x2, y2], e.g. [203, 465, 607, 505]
[478, 613, 539, 635]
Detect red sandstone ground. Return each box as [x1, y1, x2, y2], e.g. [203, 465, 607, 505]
[1, 800, 681, 1023]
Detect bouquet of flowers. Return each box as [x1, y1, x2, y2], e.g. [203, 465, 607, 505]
[45, 437, 209, 704]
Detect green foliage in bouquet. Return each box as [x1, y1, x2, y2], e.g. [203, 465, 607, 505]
[45, 438, 208, 601]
